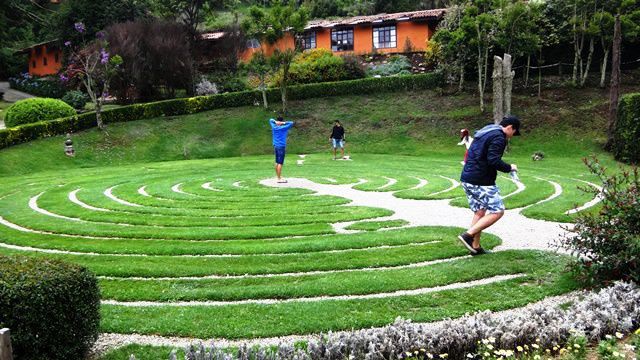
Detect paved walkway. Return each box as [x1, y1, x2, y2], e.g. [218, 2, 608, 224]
[260, 177, 569, 253]
[0, 81, 34, 102]
[0, 81, 35, 129]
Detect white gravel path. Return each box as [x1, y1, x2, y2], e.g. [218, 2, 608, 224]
[564, 179, 604, 215]
[429, 176, 460, 196]
[409, 177, 429, 190]
[201, 182, 223, 191]
[260, 177, 569, 252]
[378, 177, 398, 189]
[104, 186, 142, 207]
[69, 189, 111, 211]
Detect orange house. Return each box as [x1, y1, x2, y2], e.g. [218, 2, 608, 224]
[237, 9, 446, 61]
[20, 40, 63, 76]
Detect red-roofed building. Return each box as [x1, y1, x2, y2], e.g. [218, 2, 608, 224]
[226, 9, 446, 61]
[18, 40, 63, 76]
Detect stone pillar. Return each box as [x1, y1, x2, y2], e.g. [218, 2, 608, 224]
[492, 56, 504, 124]
[503, 53, 514, 117]
[0, 328, 14, 360]
[493, 53, 514, 124]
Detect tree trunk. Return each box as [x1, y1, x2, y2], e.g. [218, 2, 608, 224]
[524, 55, 531, 87]
[482, 45, 489, 95]
[96, 100, 104, 130]
[281, 63, 290, 114]
[600, 39, 610, 88]
[458, 61, 465, 92]
[572, 3, 579, 84]
[538, 48, 543, 99]
[477, 47, 484, 113]
[492, 56, 504, 124]
[580, 37, 595, 87]
[260, 78, 268, 108]
[606, 15, 621, 150]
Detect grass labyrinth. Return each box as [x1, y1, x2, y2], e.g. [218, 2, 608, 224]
[0, 153, 599, 339]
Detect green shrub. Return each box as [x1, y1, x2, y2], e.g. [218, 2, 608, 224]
[0, 72, 442, 149]
[613, 93, 640, 164]
[4, 98, 76, 127]
[62, 90, 89, 110]
[558, 157, 640, 286]
[279, 49, 366, 86]
[341, 54, 367, 80]
[368, 55, 412, 77]
[0, 255, 100, 360]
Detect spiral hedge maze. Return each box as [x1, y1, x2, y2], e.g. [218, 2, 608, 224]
[0, 154, 601, 339]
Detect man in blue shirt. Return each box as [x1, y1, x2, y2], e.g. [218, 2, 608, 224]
[270, 116, 294, 183]
[457, 116, 521, 255]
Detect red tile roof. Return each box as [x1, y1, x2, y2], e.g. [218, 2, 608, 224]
[305, 8, 446, 30]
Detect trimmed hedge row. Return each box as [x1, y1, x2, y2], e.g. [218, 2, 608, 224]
[0, 73, 442, 150]
[0, 255, 100, 360]
[613, 93, 640, 164]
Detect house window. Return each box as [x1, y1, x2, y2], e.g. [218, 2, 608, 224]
[247, 38, 261, 49]
[43, 57, 48, 66]
[300, 32, 316, 50]
[373, 25, 397, 49]
[331, 28, 354, 51]
[32, 60, 36, 68]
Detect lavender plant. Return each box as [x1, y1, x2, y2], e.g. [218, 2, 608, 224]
[152, 282, 640, 360]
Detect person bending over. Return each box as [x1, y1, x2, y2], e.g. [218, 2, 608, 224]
[457, 116, 522, 255]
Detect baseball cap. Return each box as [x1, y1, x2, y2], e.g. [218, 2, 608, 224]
[500, 115, 521, 136]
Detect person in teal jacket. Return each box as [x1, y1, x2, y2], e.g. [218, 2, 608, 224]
[270, 116, 294, 183]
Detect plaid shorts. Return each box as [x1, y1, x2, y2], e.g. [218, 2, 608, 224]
[461, 182, 505, 213]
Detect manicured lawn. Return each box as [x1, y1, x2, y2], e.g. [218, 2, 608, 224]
[0, 152, 595, 340]
[0, 84, 630, 355]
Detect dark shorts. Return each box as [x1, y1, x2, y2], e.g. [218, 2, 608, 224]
[274, 146, 286, 165]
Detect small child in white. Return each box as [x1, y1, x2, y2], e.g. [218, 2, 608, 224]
[457, 128, 473, 165]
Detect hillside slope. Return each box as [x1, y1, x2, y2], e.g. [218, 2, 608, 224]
[0, 84, 634, 177]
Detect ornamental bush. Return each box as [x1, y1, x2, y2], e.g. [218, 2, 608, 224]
[62, 90, 89, 110]
[285, 49, 365, 85]
[0, 255, 100, 360]
[4, 97, 76, 127]
[612, 93, 640, 164]
[367, 55, 412, 77]
[558, 157, 640, 286]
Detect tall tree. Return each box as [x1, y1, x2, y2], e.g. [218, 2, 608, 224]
[461, 1, 497, 112]
[62, 24, 123, 130]
[151, 0, 227, 42]
[431, 3, 471, 92]
[606, 14, 621, 150]
[0, 0, 53, 78]
[591, 10, 615, 88]
[51, 0, 150, 47]
[245, 51, 271, 108]
[243, 1, 308, 113]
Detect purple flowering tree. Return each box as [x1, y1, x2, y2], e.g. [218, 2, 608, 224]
[62, 23, 123, 130]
